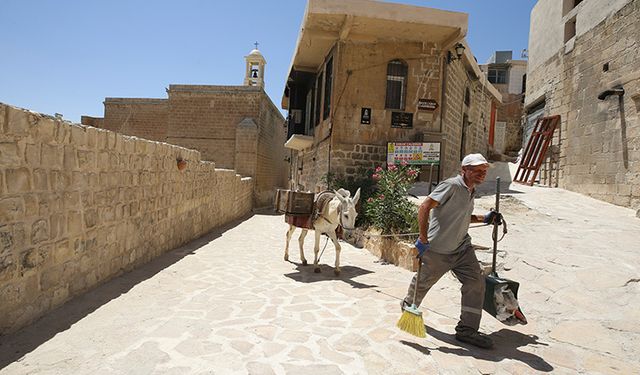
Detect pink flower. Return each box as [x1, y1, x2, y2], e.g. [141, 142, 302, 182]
[375, 166, 383, 172]
[400, 160, 408, 167]
[378, 194, 385, 199]
[388, 164, 397, 171]
[367, 197, 373, 203]
[372, 173, 381, 180]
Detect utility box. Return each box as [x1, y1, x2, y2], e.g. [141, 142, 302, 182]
[275, 189, 314, 215]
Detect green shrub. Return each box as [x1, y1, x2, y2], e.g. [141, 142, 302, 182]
[364, 162, 419, 234]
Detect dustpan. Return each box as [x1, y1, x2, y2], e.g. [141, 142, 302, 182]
[482, 177, 527, 325]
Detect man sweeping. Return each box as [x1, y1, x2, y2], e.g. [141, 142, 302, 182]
[400, 153, 498, 349]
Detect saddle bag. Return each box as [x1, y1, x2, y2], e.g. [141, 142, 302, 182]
[275, 189, 314, 215]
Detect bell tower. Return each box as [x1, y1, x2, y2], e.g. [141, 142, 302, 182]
[244, 42, 266, 88]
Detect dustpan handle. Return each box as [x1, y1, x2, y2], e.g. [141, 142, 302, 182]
[491, 177, 500, 276]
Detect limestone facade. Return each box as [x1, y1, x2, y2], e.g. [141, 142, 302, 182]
[480, 52, 527, 155]
[283, 0, 500, 191]
[526, 0, 640, 210]
[86, 54, 287, 208]
[0, 103, 253, 334]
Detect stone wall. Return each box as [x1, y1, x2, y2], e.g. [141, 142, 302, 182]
[254, 94, 288, 206]
[526, 0, 640, 209]
[441, 58, 494, 179]
[497, 92, 524, 154]
[331, 41, 442, 145]
[166, 85, 263, 169]
[0, 103, 253, 334]
[296, 138, 330, 192]
[96, 86, 286, 208]
[79, 116, 104, 129]
[103, 98, 168, 142]
[331, 143, 387, 183]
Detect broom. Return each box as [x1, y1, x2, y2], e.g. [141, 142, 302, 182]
[396, 255, 426, 338]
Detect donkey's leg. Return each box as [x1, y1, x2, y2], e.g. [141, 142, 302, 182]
[284, 225, 296, 262]
[298, 229, 308, 266]
[327, 229, 342, 276]
[313, 230, 322, 273]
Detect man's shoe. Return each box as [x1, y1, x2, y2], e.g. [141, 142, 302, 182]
[455, 331, 494, 349]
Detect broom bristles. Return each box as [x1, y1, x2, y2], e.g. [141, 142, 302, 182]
[396, 308, 426, 338]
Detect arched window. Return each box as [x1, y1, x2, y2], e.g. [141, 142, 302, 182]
[464, 86, 471, 107]
[385, 60, 408, 110]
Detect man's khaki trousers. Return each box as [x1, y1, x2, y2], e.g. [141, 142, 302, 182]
[403, 245, 485, 334]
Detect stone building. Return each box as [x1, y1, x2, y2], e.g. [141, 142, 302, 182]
[526, 0, 640, 210]
[83, 48, 287, 207]
[281, 0, 501, 192]
[480, 51, 527, 156]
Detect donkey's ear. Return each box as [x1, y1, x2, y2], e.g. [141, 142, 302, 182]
[353, 188, 361, 205]
[336, 188, 350, 197]
[333, 190, 346, 203]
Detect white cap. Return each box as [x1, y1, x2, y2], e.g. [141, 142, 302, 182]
[461, 153, 489, 167]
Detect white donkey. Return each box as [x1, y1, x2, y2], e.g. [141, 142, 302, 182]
[284, 188, 360, 275]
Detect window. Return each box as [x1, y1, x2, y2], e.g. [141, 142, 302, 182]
[564, 16, 577, 43]
[385, 60, 408, 110]
[305, 88, 314, 135]
[323, 57, 333, 120]
[314, 72, 323, 127]
[464, 87, 471, 107]
[488, 69, 508, 84]
[562, 0, 583, 16]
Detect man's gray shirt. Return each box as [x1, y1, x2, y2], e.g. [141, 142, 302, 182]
[427, 175, 474, 254]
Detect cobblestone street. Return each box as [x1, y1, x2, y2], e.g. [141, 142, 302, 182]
[1, 181, 639, 374]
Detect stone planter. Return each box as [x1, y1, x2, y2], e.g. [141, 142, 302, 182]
[353, 229, 505, 275]
[361, 229, 419, 272]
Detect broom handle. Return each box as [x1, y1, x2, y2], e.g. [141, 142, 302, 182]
[491, 177, 500, 276]
[412, 257, 422, 305]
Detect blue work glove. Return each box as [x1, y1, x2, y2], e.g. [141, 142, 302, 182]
[415, 238, 430, 258]
[483, 210, 503, 225]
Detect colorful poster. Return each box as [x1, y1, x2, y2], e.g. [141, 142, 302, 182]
[387, 142, 440, 165]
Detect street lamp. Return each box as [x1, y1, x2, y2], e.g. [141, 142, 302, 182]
[447, 43, 466, 64]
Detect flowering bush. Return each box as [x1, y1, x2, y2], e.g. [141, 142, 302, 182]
[364, 162, 420, 234]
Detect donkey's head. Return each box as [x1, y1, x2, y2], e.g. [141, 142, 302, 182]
[333, 188, 361, 230]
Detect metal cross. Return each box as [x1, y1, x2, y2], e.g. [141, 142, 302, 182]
[254, 41, 259, 49]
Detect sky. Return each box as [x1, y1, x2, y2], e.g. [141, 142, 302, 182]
[0, 0, 537, 123]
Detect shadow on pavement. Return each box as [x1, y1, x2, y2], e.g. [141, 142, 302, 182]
[0, 216, 250, 370]
[400, 340, 431, 355]
[401, 325, 553, 372]
[284, 263, 377, 289]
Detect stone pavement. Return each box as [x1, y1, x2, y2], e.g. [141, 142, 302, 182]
[1, 178, 640, 374]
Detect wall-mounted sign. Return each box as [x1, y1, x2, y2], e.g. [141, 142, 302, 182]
[387, 142, 441, 165]
[418, 99, 438, 111]
[391, 112, 413, 128]
[361, 107, 371, 124]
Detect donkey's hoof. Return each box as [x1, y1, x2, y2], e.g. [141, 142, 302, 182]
[314, 267, 321, 273]
[334, 269, 341, 276]
[302, 260, 308, 266]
